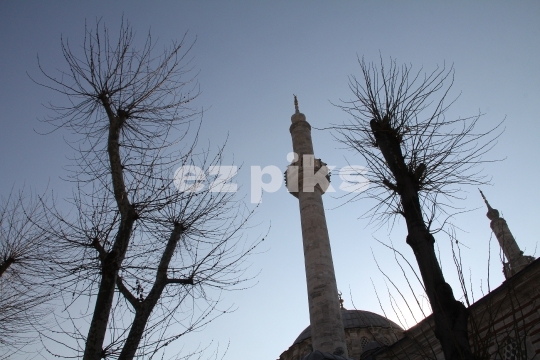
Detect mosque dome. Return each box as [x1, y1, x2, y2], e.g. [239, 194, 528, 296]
[293, 309, 402, 345]
[278, 310, 404, 360]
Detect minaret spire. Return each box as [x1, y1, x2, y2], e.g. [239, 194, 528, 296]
[285, 97, 348, 358]
[479, 189, 499, 220]
[479, 189, 534, 278]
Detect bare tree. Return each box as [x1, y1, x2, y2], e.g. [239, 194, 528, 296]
[0, 190, 54, 359]
[332, 58, 500, 360]
[34, 19, 260, 360]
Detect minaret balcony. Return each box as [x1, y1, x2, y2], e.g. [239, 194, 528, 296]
[285, 156, 331, 198]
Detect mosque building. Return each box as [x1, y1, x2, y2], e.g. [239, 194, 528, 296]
[278, 98, 540, 360]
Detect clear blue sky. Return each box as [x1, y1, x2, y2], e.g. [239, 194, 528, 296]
[1, 1, 539, 359]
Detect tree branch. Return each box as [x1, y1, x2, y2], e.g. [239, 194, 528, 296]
[91, 238, 107, 263]
[166, 277, 194, 285]
[116, 276, 140, 309]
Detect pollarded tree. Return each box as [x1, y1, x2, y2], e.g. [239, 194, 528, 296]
[0, 190, 54, 359]
[332, 58, 500, 360]
[34, 19, 260, 360]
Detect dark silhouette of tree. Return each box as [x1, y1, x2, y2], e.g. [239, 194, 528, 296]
[34, 19, 260, 360]
[332, 58, 501, 360]
[0, 190, 54, 359]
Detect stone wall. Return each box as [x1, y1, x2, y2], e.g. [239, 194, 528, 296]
[377, 258, 540, 359]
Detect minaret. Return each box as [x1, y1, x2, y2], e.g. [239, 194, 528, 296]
[480, 190, 534, 279]
[285, 96, 348, 357]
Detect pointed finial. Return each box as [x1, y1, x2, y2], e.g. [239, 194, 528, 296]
[338, 291, 345, 310]
[479, 189, 491, 208]
[479, 189, 500, 220]
[290, 94, 306, 122]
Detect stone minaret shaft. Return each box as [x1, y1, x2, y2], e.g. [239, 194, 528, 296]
[480, 190, 534, 278]
[287, 97, 348, 356]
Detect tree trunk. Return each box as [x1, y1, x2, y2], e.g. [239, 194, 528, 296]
[402, 190, 472, 360]
[83, 217, 136, 360]
[370, 118, 473, 360]
[117, 223, 186, 360]
[83, 261, 120, 359]
[83, 106, 137, 360]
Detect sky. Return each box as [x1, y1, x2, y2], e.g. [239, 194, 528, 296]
[1, 1, 540, 359]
